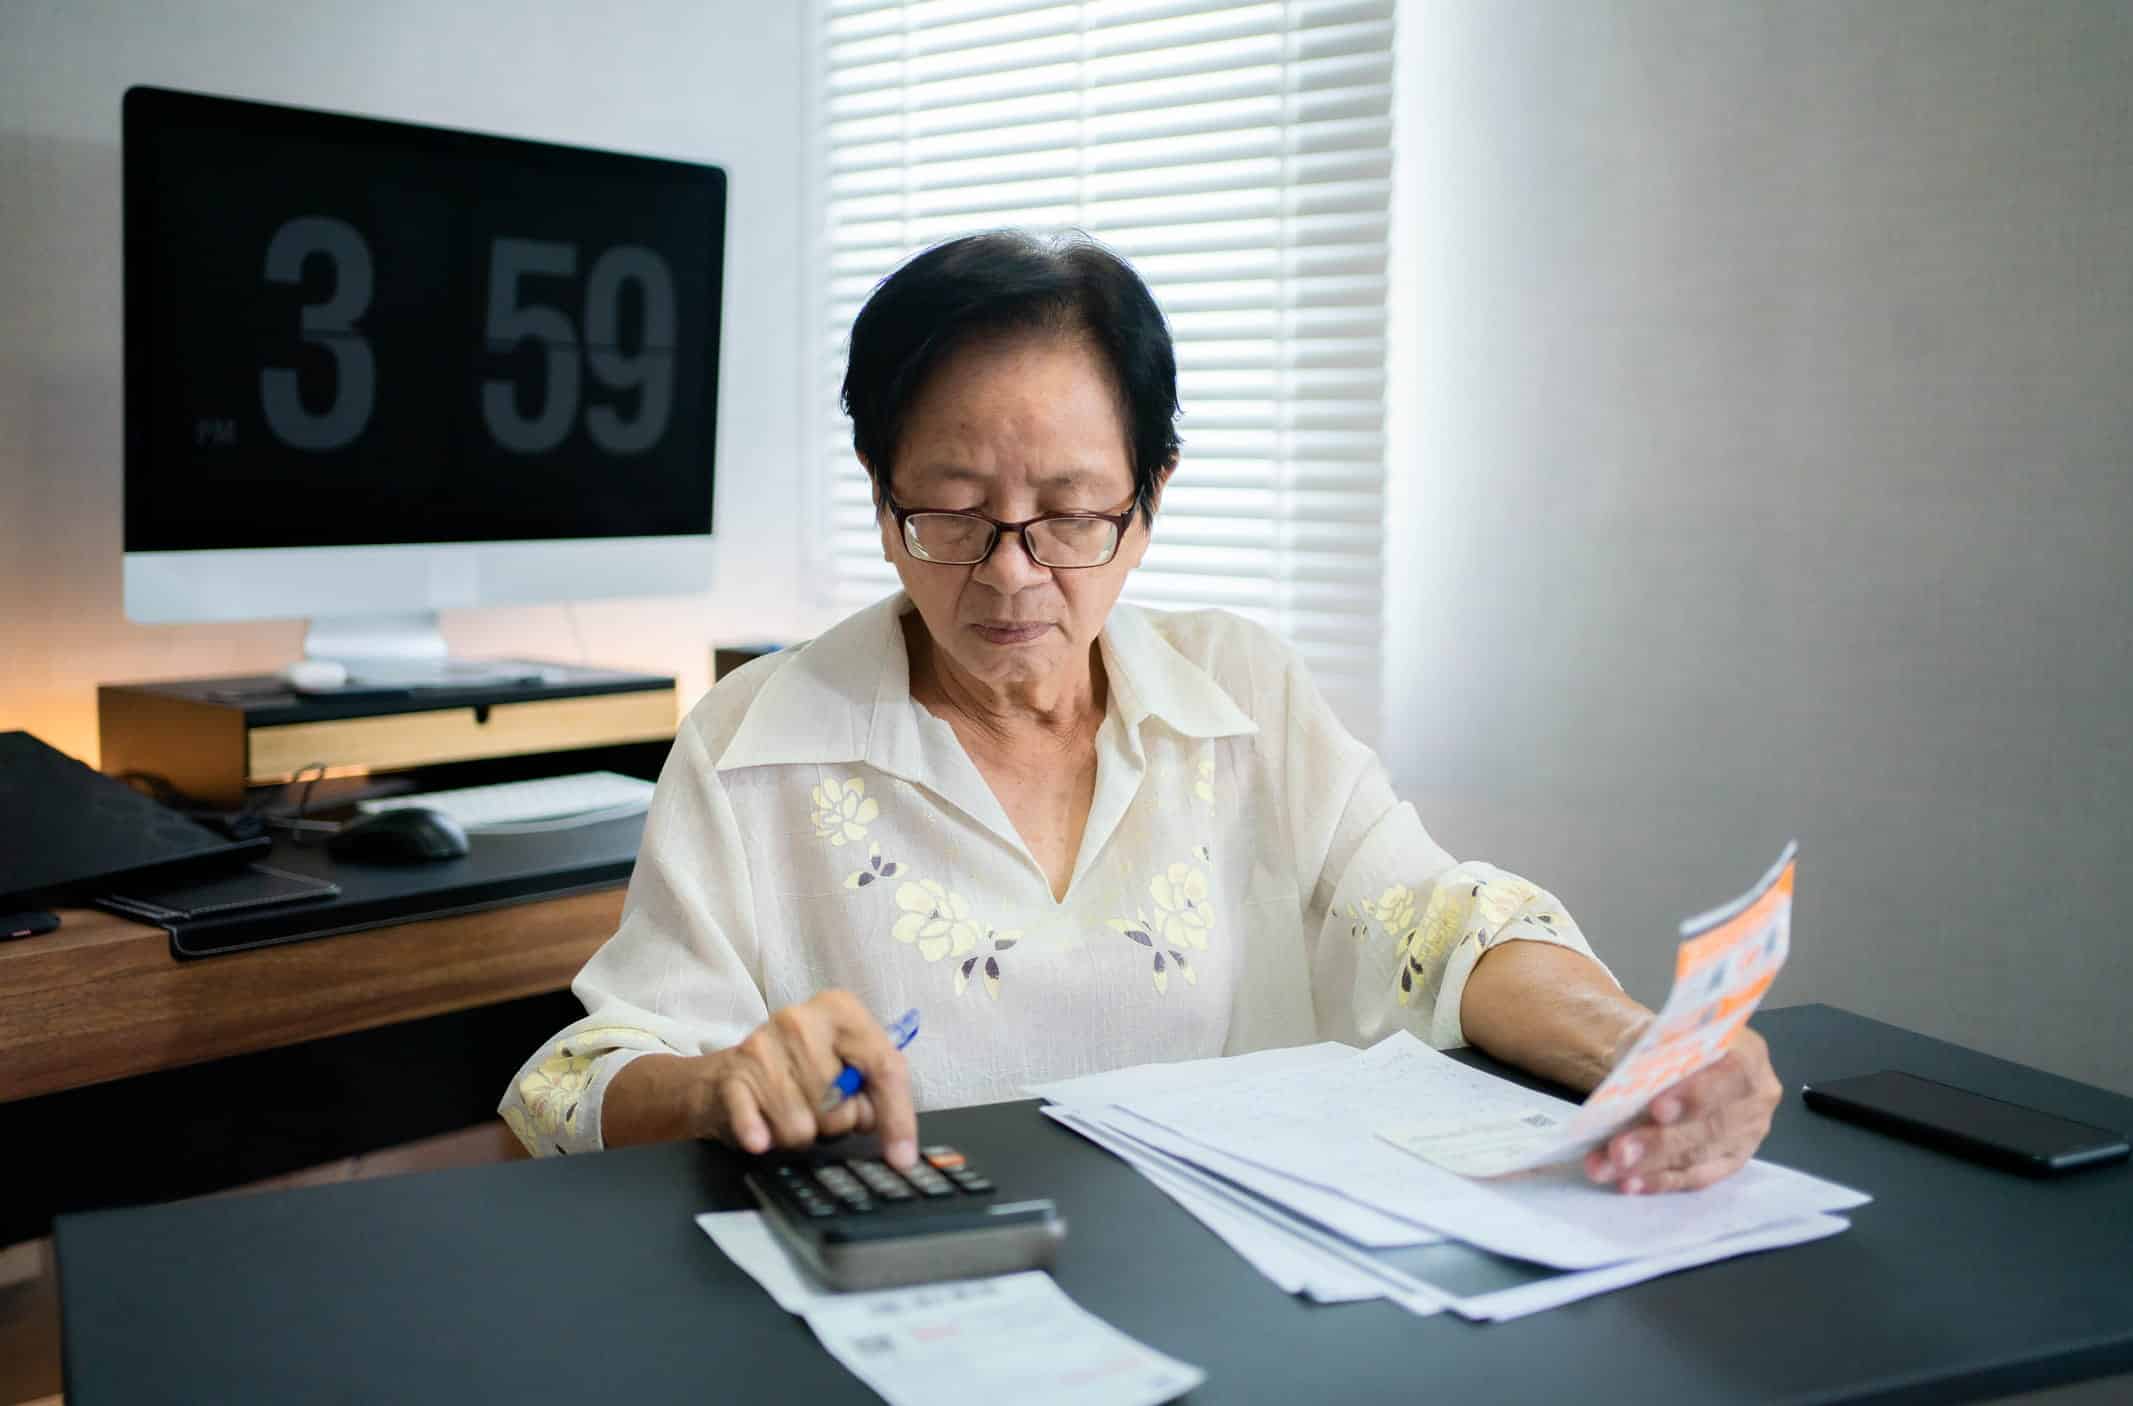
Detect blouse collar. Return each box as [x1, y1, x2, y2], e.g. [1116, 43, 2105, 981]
[714, 591, 1257, 777]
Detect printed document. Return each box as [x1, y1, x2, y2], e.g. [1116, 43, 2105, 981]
[695, 1212, 1205, 1406]
[1383, 1212, 1851, 1322]
[1041, 1105, 1444, 1308]
[1381, 842, 1798, 1178]
[1112, 1030, 1863, 1269]
[804, 1273, 1205, 1406]
[1033, 1042, 1442, 1249]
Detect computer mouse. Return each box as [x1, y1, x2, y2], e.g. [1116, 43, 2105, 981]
[326, 808, 471, 864]
[279, 658, 349, 693]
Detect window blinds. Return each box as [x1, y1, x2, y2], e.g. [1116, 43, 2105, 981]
[813, 0, 1393, 739]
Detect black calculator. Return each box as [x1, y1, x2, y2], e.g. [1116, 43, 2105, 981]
[744, 1141, 1066, 1291]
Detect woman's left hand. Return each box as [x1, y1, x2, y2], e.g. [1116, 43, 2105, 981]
[1585, 1025, 1782, 1194]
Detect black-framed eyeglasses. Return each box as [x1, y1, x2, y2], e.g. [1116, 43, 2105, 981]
[882, 491, 1137, 569]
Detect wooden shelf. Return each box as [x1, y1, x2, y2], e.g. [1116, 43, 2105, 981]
[99, 666, 676, 807]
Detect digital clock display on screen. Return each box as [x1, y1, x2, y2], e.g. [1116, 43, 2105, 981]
[123, 86, 725, 552]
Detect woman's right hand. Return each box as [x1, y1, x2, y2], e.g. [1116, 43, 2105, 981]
[698, 990, 919, 1169]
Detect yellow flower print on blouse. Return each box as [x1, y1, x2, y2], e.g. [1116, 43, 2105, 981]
[892, 879, 980, 962]
[520, 1051, 596, 1136]
[1346, 900, 1371, 942]
[1370, 883, 1418, 938]
[506, 1025, 662, 1152]
[1193, 756, 1215, 804]
[1107, 909, 1199, 993]
[1397, 887, 1471, 1004]
[502, 1104, 538, 1153]
[956, 929, 1023, 999]
[1148, 862, 1213, 951]
[810, 775, 878, 847]
[1389, 871, 1552, 1006]
[843, 841, 902, 890]
[1473, 872, 1542, 928]
[1109, 857, 1212, 994]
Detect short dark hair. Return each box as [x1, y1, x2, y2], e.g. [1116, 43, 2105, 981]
[841, 231, 1180, 520]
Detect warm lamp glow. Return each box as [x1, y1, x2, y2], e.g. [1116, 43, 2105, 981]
[3, 702, 101, 771]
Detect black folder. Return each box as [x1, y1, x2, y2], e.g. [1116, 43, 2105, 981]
[0, 730, 270, 907]
[98, 862, 340, 923]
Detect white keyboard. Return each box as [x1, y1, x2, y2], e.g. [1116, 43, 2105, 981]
[356, 770, 657, 832]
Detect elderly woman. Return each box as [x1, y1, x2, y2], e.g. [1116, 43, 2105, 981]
[502, 232, 1780, 1193]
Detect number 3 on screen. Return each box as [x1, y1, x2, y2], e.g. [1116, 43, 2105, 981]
[261, 215, 376, 453]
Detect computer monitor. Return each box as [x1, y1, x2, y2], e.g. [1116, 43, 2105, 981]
[122, 86, 725, 682]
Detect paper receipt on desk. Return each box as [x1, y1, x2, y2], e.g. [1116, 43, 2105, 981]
[804, 1272, 1206, 1406]
[696, 1213, 1204, 1405]
[1381, 842, 1797, 1179]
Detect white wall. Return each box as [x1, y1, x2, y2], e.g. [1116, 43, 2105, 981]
[1388, 0, 2133, 1093]
[0, 0, 821, 765]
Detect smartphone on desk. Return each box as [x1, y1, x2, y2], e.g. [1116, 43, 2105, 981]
[1802, 1071, 2130, 1177]
[744, 1138, 1066, 1291]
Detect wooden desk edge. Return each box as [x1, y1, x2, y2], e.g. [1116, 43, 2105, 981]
[0, 889, 622, 1103]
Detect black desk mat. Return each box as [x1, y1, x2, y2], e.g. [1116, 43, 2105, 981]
[162, 815, 643, 957]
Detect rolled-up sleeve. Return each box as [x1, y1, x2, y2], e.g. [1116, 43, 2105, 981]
[1274, 653, 1611, 1050]
[497, 715, 768, 1156]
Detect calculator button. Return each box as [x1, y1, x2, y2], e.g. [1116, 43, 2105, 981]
[921, 1146, 967, 1172]
[950, 1173, 994, 1193]
[848, 1158, 906, 1189]
[794, 1198, 836, 1218]
[909, 1177, 956, 1198]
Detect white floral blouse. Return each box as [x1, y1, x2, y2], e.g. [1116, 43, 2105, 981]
[499, 593, 1608, 1156]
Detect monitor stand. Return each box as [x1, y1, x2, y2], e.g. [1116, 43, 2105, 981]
[301, 612, 547, 688]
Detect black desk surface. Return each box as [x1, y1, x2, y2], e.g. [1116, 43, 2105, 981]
[54, 1005, 2133, 1404]
[162, 813, 644, 956]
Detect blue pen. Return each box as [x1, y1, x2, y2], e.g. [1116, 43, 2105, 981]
[819, 1007, 920, 1113]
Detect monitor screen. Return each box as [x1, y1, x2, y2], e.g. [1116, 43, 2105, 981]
[123, 86, 725, 554]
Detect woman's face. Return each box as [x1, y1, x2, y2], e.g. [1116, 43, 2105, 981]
[876, 330, 1152, 702]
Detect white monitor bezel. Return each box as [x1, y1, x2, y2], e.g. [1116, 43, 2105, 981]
[122, 535, 715, 625]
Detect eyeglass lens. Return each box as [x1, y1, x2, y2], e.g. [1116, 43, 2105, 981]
[905, 513, 1119, 567]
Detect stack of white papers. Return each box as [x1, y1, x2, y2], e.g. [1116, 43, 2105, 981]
[1033, 1032, 1861, 1321]
[1028, 844, 1868, 1322]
